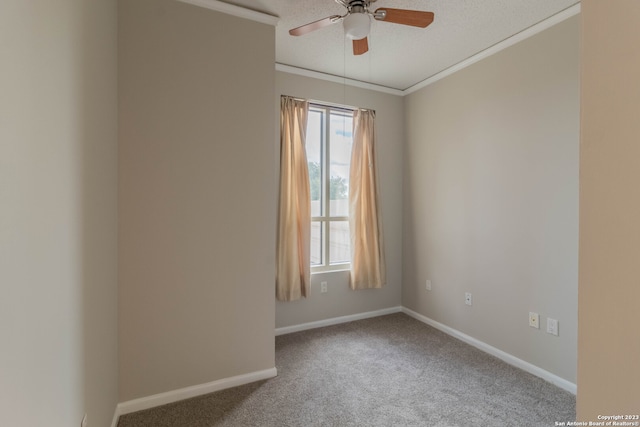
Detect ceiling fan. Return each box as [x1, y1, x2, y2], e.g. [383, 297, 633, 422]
[289, 0, 434, 56]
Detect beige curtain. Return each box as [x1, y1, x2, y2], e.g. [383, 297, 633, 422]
[276, 96, 311, 301]
[349, 109, 386, 289]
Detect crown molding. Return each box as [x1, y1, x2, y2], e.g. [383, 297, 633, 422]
[184, 1, 579, 95]
[277, 3, 580, 96]
[177, 0, 279, 26]
[403, 3, 581, 94]
[275, 63, 405, 96]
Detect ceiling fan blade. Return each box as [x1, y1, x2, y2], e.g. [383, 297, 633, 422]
[353, 37, 369, 55]
[374, 8, 434, 28]
[289, 15, 342, 36]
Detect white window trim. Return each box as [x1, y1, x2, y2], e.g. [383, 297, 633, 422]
[308, 102, 354, 273]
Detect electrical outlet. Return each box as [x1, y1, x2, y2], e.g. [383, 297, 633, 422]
[81, 414, 87, 427]
[529, 312, 539, 329]
[320, 281, 328, 293]
[546, 318, 559, 336]
[465, 292, 472, 306]
[425, 279, 432, 291]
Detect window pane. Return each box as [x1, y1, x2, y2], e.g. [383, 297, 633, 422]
[329, 112, 352, 217]
[329, 221, 350, 264]
[310, 221, 323, 266]
[306, 110, 323, 217]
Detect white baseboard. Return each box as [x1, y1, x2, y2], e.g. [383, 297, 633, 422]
[115, 367, 277, 418]
[275, 306, 403, 336]
[401, 307, 577, 395]
[111, 406, 120, 427]
[112, 305, 575, 423]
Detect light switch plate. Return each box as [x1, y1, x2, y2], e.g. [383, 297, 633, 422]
[546, 318, 559, 336]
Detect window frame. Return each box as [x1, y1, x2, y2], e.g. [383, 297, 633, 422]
[308, 102, 354, 273]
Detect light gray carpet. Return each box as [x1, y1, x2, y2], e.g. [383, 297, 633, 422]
[117, 313, 575, 426]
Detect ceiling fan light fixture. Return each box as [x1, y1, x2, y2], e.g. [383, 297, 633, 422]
[343, 13, 370, 40]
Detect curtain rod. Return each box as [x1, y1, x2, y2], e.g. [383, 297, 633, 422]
[281, 95, 375, 114]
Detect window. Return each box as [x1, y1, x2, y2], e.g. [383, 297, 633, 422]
[306, 104, 353, 272]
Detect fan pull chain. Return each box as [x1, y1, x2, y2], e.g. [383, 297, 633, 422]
[343, 25, 347, 106]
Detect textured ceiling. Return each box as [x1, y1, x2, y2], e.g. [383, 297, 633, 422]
[222, 0, 580, 91]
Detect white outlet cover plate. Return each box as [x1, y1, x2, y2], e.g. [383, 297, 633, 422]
[529, 312, 539, 328]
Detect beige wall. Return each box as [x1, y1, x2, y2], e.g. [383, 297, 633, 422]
[578, 1, 640, 418]
[0, 0, 118, 426]
[118, 0, 276, 401]
[403, 17, 580, 383]
[275, 72, 404, 328]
